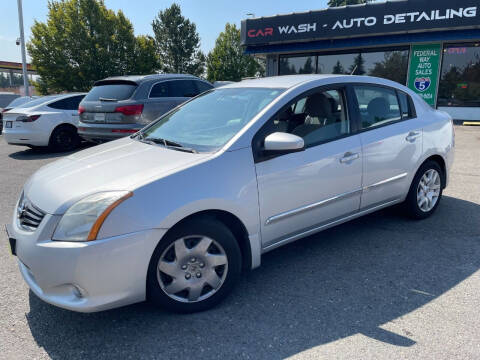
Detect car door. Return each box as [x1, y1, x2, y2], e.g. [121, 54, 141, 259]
[145, 80, 200, 122]
[350, 84, 422, 209]
[254, 86, 363, 248]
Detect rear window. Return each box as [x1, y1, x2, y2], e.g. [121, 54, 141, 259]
[15, 95, 60, 108]
[84, 84, 137, 101]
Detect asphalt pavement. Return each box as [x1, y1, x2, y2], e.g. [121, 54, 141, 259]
[0, 126, 479, 359]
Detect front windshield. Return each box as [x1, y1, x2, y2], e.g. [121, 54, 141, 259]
[141, 87, 284, 152]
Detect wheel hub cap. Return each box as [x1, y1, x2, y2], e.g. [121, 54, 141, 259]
[157, 236, 228, 303]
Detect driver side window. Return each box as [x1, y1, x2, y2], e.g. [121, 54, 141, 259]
[269, 88, 350, 149]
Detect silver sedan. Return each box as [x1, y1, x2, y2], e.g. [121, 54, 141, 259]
[7, 75, 454, 313]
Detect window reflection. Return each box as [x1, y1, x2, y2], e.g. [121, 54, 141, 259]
[279, 56, 316, 75]
[438, 43, 480, 107]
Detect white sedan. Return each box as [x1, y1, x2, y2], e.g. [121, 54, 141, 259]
[3, 93, 85, 151]
[6, 75, 454, 313]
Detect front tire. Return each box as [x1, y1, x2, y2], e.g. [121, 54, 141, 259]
[147, 217, 242, 313]
[404, 161, 444, 219]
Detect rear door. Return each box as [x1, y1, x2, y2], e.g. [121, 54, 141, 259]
[350, 84, 422, 209]
[145, 79, 205, 122]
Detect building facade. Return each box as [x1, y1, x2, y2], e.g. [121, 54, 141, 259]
[241, 0, 480, 121]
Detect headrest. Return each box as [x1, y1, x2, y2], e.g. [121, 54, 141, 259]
[367, 97, 389, 120]
[304, 93, 332, 118]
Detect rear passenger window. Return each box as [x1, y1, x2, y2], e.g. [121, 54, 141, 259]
[169, 80, 198, 97]
[150, 82, 169, 98]
[397, 91, 414, 119]
[48, 95, 85, 110]
[353, 85, 401, 129]
[195, 81, 213, 94]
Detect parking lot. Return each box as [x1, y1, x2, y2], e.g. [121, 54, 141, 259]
[0, 125, 479, 360]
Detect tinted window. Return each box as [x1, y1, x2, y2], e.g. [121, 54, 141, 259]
[438, 43, 480, 107]
[84, 84, 137, 101]
[48, 95, 85, 110]
[397, 91, 414, 119]
[169, 80, 198, 97]
[150, 82, 169, 98]
[195, 81, 213, 94]
[279, 56, 316, 75]
[353, 85, 401, 129]
[265, 88, 350, 148]
[141, 88, 284, 152]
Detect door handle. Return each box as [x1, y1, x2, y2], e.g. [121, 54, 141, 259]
[340, 152, 359, 164]
[406, 131, 421, 142]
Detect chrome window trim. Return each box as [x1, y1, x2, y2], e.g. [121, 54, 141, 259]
[265, 172, 408, 226]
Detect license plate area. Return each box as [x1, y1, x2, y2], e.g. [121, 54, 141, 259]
[94, 113, 106, 122]
[5, 121, 12, 128]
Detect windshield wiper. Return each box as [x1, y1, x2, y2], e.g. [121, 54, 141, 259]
[99, 97, 118, 102]
[141, 136, 198, 153]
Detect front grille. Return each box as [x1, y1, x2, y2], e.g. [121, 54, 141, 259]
[17, 196, 46, 231]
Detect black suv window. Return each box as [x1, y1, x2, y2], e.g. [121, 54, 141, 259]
[48, 95, 85, 110]
[150, 82, 169, 98]
[169, 80, 199, 97]
[195, 81, 213, 94]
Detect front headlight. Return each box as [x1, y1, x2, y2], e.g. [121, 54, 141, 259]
[52, 191, 133, 242]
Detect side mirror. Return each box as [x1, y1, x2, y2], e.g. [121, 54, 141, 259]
[264, 132, 304, 153]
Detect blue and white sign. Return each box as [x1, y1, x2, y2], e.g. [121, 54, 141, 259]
[414, 77, 431, 92]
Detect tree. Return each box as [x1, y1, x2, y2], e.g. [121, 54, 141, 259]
[27, 0, 159, 94]
[206, 23, 264, 82]
[328, 0, 373, 7]
[368, 51, 409, 84]
[152, 3, 205, 76]
[332, 60, 346, 74]
[349, 53, 366, 75]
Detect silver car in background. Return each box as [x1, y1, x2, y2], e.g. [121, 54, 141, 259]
[78, 74, 213, 143]
[7, 75, 454, 314]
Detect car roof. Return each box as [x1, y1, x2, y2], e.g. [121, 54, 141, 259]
[220, 74, 406, 90]
[96, 74, 202, 85]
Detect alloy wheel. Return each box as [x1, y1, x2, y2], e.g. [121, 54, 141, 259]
[416, 169, 441, 212]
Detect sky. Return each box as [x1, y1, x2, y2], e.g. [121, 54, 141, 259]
[0, 0, 330, 63]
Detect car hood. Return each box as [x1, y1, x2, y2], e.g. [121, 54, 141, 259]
[24, 137, 212, 214]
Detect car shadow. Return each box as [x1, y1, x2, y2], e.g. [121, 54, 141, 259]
[25, 195, 480, 359]
[8, 142, 95, 161]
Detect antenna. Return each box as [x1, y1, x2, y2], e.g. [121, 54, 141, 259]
[350, 65, 357, 75]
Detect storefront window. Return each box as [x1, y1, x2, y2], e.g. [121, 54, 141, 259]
[438, 43, 480, 107]
[316, 49, 409, 84]
[279, 56, 316, 75]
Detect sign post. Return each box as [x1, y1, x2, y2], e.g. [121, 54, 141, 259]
[407, 43, 442, 107]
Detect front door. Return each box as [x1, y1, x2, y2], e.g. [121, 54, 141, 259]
[254, 86, 363, 248]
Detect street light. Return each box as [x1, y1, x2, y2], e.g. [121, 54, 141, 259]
[16, 0, 29, 96]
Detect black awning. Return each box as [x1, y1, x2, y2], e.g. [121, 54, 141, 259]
[241, 0, 480, 46]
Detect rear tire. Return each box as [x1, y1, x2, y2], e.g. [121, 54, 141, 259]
[147, 217, 242, 313]
[404, 161, 444, 219]
[49, 125, 80, 152]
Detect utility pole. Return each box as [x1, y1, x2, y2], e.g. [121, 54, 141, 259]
[17, 0, 29, 96]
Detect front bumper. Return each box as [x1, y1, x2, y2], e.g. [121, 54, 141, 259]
[78, 122, 143, 143]
[9, 210, 166, 312]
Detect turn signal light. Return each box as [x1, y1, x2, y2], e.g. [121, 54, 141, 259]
[111, 129, 138, 133]
[114, 104, 143, 116]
